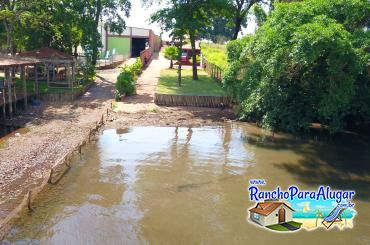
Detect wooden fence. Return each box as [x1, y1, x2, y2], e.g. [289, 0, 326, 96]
[155, 93, 231, 108]
[202, 57, 223, 81]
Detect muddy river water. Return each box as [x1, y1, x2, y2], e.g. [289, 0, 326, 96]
[2, 124, 370, 244]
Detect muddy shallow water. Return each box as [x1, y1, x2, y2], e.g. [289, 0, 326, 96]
[2, 124, 370, 244]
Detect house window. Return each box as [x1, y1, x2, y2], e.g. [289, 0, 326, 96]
[253, 213, 260, 220]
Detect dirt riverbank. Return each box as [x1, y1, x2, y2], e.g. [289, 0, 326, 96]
[0, 53, 235, 240]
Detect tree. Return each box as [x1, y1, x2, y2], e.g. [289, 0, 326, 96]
[223, 0, 370, 133]
[200, 16, 235, 43]
[74, 0, 131, 66]
[315, 209, 323, 227]
[150, 1, 187, 85]
[150, 0, 219, 80]
[163, 46, 180, 69]
[252, 4, 267, 27]
[228, 0, 260, 40]
[0, 0, 23, 53]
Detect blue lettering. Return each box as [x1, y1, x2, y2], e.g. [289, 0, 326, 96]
[317, 186, 325, 200]
[249, 186, 259, 201]
[289, 186, 298, 200]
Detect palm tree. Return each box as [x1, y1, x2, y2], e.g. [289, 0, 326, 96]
[315, 209, 324, 227]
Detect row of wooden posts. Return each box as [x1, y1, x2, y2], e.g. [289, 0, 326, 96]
[0, 62, 76, 119]
[27, 107, 110, 211]
[202, 57, 223, 82]
[0, 65, 37, 119]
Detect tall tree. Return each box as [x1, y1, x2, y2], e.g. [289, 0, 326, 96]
[149, 0, 219, 80]
[150, 1, 187, 85]
[75, 0, 131, 65]
[0, 0, 22, 53]
[229, 0, 261, 40]
[201, 16, 235, 43]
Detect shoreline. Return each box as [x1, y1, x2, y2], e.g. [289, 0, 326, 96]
[0, 107, 235, 240]
[0, 78, 235, 241]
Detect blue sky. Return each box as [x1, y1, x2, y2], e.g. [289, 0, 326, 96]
[290, 198, 356, 218]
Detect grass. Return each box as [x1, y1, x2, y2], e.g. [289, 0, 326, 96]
[266, 221, 302, 232]
[200, 43, 228, 70]
[0, 76, 93, 94]
[266, 224, 290, 231]
[288, 221, 303, 228]
[0, 73, 95, 94]
[157, 69, 226, 96]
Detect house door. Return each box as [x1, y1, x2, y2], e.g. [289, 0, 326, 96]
[278, 208, 286, 223]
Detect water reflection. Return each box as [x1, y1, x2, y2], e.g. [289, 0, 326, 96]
[3, 125, 370, 245]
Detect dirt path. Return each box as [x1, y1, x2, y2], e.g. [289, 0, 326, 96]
[115, 52, 167, 113]
[111, 52, 234, 127]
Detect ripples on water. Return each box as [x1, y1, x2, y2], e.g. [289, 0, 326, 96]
[3, 125, 370, 245]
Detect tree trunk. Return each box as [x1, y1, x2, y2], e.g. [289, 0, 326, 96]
[4, 21, 13, 54]
[232, 17, 243, 40]
[91, 0, 102, 66]
[189, 32, 198, 80]
[74, 45, 78, 58]
[170, 59, 173, 69]
[177, 37, 183, 87]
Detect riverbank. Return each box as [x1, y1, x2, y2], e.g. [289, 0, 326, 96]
[0, 72, 115, 239]
[0, 53, 236, 240]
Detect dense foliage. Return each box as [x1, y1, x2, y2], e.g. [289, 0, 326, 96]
[115, 58, 142, 99]
[223, 0, 370, 133]
[0, 0, 131, 65]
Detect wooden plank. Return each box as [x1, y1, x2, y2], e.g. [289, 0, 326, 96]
[6, 68, 13, 118]
[2, 88, 5, 119]
[154, 93, 231, 108]
[22, 66, 27, 107]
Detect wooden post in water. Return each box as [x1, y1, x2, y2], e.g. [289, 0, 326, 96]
[13, 67, 17, 113]
[6, 68, 13, 118]
[21, 66, 27, 107]
[48, 168, 54, 184]
[27, 190, 33, 211]
[46, 63, 50, 88]
[35, 65, 39, 99]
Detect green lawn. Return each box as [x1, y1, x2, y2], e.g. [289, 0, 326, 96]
[266, 221, 302, 232]
[157, 69, 226, 96]
[266, 224, 290, 231]
[200, 43, 227, 70]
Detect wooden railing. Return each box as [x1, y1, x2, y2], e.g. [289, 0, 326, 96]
[202, 57, 223, 82]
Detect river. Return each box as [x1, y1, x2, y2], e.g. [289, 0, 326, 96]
[2, 124, 370, 244]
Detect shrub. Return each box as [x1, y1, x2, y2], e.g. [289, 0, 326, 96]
[130, 58, 143, 77]
[226, 36, 252, 63]
[223, 0, 370, 134]
[79, 63, 96, 82]
[116, 66, 136, 98]
[163, 46, 180, 69]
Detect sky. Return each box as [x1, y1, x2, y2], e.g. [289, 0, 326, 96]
[124, 0, 257, 40]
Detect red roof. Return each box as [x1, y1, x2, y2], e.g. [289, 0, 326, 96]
[249, 202, 294, 216]
[19, 47, 73, 60]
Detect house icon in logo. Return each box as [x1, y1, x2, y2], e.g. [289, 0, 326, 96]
[249, 200, 295, 227]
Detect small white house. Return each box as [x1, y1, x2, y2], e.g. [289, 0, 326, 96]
[249, 201, 294, 226]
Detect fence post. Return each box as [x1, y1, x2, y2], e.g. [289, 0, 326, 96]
[27, 191, 33, 211]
